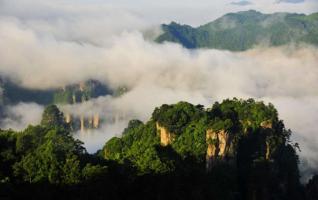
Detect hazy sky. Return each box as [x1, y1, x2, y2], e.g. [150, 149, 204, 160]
[105, 0, 318, 25]
[0, 0, 317, 26]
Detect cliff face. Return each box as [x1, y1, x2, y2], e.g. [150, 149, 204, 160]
[54, 80, 111, 105]
[104, 100, 303, 200]
[206, 129, 229, 158]
[152, 100, 279, 174]
[206, 129, 230, 169]
[261, 120, 273, 160]
[260, 120, 272, 129]
[205, 120, 274, 169]
[64, 113, 100, 132]
[93, 114, 100, 128]
[156, 119, 274, 168]
[155, 123, 231, 168]
[59, 80, 107, 132]
[80, 116, 85, 132]
[87, 114, 100, 129]
[65, 113, 72, 124]
[156, 122, 175, 146]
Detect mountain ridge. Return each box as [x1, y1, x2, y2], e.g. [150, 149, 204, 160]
[156, 10, 318, 51]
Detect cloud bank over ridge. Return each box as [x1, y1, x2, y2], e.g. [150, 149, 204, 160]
[0, 0, 318, 181]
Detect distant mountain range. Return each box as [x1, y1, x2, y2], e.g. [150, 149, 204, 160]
[0, 77, 131, 131]
[0, 78, 113, 131]
[0, 78, 111, 106]
[156, 10, 318, 51]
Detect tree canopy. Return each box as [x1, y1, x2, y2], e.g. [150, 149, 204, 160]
[0, 100, 314, 200]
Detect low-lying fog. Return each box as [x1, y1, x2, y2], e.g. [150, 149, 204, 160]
[0, 0, 317, 182]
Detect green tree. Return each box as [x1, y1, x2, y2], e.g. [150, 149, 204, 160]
[14, 128, 85, 184]
[41, 105, 67, 129]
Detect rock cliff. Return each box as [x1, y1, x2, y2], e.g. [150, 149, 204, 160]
[156, 122, 175, 146]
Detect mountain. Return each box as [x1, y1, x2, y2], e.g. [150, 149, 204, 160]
[0, 78, 113, 131]
[156, 10, 318, 51]
[0, 77, 112, 106]
[1, 98, 317, 199]
[52, 80, 112, 105]
[103, 99, 303, 199]
[0, 77, 132, 132]
[0, 77, 56, 105]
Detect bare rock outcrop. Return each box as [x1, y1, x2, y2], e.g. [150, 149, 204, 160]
[260, 120, 273, 160]
[260, 120, 272, 129]
[93, 114, 100, 128]
[206, 129, 229, 170]
[80, 115, 85, 132]
[156, 122, 175, 146]
[64, 113, 100, 132]
[65, 113, 72, 124]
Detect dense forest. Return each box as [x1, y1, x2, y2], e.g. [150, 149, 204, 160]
[156, 10, 318, 51]
[0, 99, 317, 200]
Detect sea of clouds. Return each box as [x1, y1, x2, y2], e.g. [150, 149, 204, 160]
[0, 0, 317, 181]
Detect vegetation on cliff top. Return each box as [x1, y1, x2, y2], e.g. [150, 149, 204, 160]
[0, 98, 317, 200]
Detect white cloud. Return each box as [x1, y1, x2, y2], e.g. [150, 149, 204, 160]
[0, 0, 317, 180]
[277, 0, 305, 4]
[0, 103, 44, 130]
[264, 96, 318, 182]
[231, 1, 253, 6]
[0, 0, 317, 26]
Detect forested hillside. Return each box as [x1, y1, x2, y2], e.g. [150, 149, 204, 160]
[156, 10, 318, 51]
[0, 99, 317, 200]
